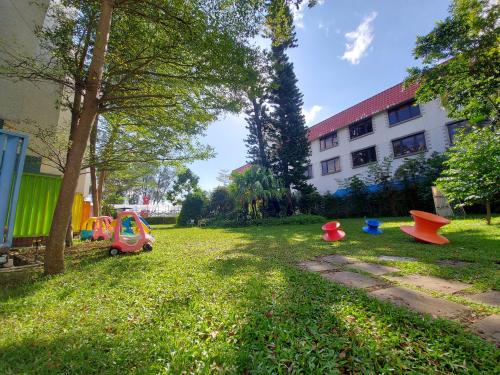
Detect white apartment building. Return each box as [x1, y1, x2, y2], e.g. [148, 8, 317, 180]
[233, 81, 465, 194]
[306, 81, 463, 194]
[0, 0, 90, 195]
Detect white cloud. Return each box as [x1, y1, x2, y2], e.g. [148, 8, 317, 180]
[341, 11, 377, 65]
[303, 105, 323, 125]
[292, 0, 325, 29]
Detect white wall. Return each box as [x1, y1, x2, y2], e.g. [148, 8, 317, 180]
[0, 0, 90, 194]
[308, 99, 454, 194]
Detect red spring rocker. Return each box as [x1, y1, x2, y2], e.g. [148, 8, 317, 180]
[322, 221, 346, 241]
[400, 210, 450, 245]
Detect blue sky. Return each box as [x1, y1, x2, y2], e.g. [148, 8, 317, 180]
[190, 0, 452, 191]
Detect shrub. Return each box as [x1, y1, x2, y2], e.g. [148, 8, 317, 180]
[146, 216, 177, 225]
[177, 191, 207, 226]
[207, 186, 234, 216]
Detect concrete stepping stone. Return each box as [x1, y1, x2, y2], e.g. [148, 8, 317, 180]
[320, 254, 356, 265]
[298, 261, 337, 272]
[466, 291, 500, 307]
[386, 275, 469, 294]
[470, 315, 500, 346]
[370, 287, 471, 318]
[322, 271, 385, 289]
[437, 259, 473, 267]
[348, 262, 399, 275]
[378, 255, 416, 262]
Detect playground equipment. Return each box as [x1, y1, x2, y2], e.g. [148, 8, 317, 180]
[400, 210, 450, 245]
[80, 216, 114, 241]
[109, 211, 154, 256]
[0, 130, 28, 266]
[322, 221, 346, 241]
[363, 219, 383, 235]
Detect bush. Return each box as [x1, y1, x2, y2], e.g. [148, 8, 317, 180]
[177, 191, 207, 226]
[205, 214, 326, 228]
[146, 216, 177, 225]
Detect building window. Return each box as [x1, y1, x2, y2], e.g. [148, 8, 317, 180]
[349, 118, 373, 140]
[447, 120, 467, 144]
[388, 101, 421, 125]
[352, 146, 377, 167]
[305, 164, 313, 179]
[321, 157, 340, 175]
[23, 155, 42, 174]
[392, 132, 426, 157]
[319, 131, 338, 151]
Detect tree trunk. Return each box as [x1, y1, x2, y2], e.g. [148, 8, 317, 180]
[485, 201, 491, 225]
[44, 0, 114, 275]
[97, 170, 106, 210]
[89, 116, 100, 216]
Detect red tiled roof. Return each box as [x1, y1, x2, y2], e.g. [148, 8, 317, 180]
[232, 163, 252, 174]
[307, 81, 419, 141]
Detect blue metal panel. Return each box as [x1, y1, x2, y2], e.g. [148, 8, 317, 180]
[0, 129, 29, 249]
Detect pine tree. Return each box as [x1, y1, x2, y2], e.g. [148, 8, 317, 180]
[267, 2, 311, 196]
[244, 51, 271, 168]
[245, 96, 270, 167]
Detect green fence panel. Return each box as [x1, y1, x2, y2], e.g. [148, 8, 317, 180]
[13, 173, 62, 237]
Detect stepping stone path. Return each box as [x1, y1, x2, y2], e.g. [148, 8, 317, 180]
[348, 262, 399, 276]
[466, 290, 500, 307]
[378, 255, 416, 262]
[298, 253, 500, 346]
[437, 259, 473, 267]
[298, 261, 337, 272]
[322, 271, 386, 289]
[386, 275, 469, 294]
[370, 287, 470, 318]
[320, 254, 356, 265]
[470, 315, 500, 344]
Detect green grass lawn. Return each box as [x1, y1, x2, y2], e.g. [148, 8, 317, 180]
[1, 216, 499, 373]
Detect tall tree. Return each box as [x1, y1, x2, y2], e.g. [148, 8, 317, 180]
[244, 50, 272, 167]
[266, 1, 311, 205]
[1, 0, 266, 274]
[407, 0, 499, 125]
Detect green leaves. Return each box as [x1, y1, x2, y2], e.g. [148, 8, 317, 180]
[407, 0, 500, 125]
[437, 126, 500, 222]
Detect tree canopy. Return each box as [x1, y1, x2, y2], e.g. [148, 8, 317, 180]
[437, 126, 499, 224]
[407, 0, 499, 124]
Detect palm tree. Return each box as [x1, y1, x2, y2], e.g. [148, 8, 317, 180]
[230, 166, 282, 219]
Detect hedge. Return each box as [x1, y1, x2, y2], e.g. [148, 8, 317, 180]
[145, 216, 177, 225]
[205, 214, 326, 228]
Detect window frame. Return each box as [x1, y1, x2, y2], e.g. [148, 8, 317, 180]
[321, 157, 341, 175]
[388, 100, 421, 126]
[446, 120, 467, 144]
[348, 117, 373, 140]
[391, 132, 427, 158]
[319, 131, 339, 151]
[305, 164, 313, 179]
[351, 146, 377, 168]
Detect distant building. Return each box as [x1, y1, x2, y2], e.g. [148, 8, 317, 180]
[234, 80, 464, 194]
[232, 163, 253, 175]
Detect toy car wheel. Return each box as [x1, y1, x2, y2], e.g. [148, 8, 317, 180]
[143, 243, 153, 252]
[109, 248, 120, 256]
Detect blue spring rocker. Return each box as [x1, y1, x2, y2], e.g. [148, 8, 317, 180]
[363, 219, 383, 235]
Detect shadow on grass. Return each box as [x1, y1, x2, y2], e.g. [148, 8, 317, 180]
[1, 222, 499, 373]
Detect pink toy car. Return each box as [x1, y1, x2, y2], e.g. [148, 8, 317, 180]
[109, 211, 155, 256]
[92, 216, 114, 241]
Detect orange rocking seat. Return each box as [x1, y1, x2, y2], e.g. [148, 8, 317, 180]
[322, 221, 346, 241]
[400, 210, 450, 245]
